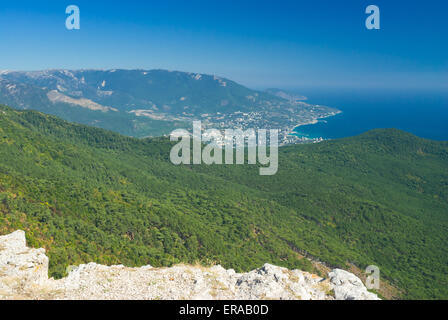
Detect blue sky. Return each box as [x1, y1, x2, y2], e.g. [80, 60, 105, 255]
[0, 0, 446, 89]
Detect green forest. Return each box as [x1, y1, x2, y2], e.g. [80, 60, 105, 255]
[0, 105, 446, 299]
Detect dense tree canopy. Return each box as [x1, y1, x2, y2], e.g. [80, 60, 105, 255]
[0, 105, 446, 299]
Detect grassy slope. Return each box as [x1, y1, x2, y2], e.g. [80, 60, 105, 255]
[0, 105, 446, 299]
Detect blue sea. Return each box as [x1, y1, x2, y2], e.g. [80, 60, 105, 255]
[290, 88, 448, 141]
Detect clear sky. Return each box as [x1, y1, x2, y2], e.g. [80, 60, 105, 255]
[0, 0, 446, 89]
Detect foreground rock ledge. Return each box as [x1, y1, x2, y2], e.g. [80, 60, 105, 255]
[0, 231, 379, 300]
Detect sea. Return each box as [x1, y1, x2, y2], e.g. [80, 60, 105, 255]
[290, 87, 448, 141]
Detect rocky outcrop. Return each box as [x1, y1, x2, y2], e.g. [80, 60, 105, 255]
[0, 231, 50, 299]
[0, 231, 379, 300]
[329, 269, 379, 300]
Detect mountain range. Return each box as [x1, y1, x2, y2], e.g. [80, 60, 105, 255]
[0, 69, 339, 142]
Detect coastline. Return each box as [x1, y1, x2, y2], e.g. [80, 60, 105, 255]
[289, 110, 343, 140]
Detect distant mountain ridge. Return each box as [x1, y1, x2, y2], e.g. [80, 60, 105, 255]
[0, 69, 278, 136]
[0, 69, 279, 113]
[0, 69, 339, 141]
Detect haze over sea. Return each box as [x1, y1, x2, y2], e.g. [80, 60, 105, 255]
[290, 88, 448, 141]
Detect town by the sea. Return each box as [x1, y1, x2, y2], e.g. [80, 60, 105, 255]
[291, 88, 448, 141]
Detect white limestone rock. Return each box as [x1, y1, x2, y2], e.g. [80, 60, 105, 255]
[0, 231, 50, 298]
[329, 269, 380, 300]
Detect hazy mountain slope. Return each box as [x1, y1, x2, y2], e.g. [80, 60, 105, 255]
[0, 105, 446, 299]
[0, 69, 278, 113]
[0, 70, 339, 142]
[0, 70, 280, 136]
[265, 88, 307, 102]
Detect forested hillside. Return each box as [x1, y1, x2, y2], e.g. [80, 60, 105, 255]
[0, 105, 446, 299]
